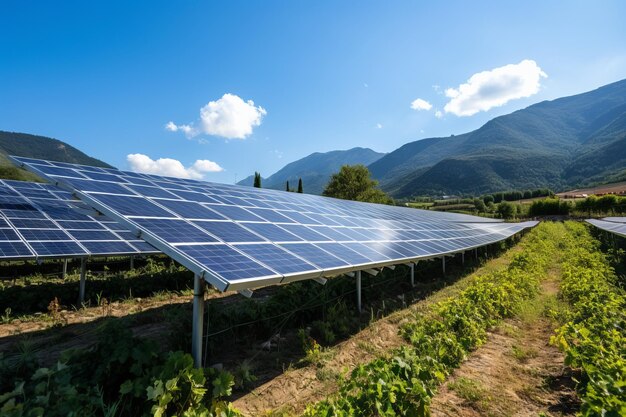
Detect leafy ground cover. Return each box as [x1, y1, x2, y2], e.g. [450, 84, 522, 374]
[552, 222, 626, 416]
[301, 222, 566, 416]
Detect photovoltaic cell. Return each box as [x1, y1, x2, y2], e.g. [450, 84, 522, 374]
[10, 156, 537, 290]
[234, 244, 319, 275]
[0, 179, 159, 259]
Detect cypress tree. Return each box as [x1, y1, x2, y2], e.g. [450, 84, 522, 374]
[285, 180, 290, 192]
[297, 178, 303, 193]
[253, 172, 261, 188]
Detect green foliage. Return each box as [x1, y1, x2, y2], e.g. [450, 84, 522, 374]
[551, 222, 626, 416]
[0, 321, 243, 417]
[528, 198, 572, 216]
[575, 194, 626, 216]
[253, 172, 262, 188]
[303, 222, 565, 416]
[496, 201, 517, 219]
[323, 164, 393, 204]
[0, 257, 191, 315]
[297, 178, 303, 193]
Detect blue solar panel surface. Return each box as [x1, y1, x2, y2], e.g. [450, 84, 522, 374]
[0, 179, 159, 259]
[12, 156, 537, 290]
[586, 218, 626, 237]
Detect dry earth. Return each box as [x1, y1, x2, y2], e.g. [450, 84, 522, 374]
[232, 244, 526, 416]
[431, 279, 578, 417]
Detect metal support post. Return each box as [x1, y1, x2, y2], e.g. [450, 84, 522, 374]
[410, 263, 415, 287]
[461, 252, 465, 265]
[192, 274, 205, 368]
[78, 258, 87, 304]
[356, 270, 362, 313]
[475, 248, 478, 260]
[442, 256, 446, 275]
[62, 259, 68, 279]
[130, 255, 135, 269]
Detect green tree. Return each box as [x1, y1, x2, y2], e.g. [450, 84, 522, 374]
[297, 178, 303, 193]
[473, 198, 486, 213]
[285, 180, 290, 192]
[496, 201, 516, 219]
[253, 172, 261, 188]
[323, 164, 393, 204]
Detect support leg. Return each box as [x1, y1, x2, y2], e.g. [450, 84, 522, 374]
[410, 263, 415, 287]
[62, 259, 68, 280]
[475, 248, 478, 260]
[130, 255, 135, 270]
[356, 270, 362, 313]
[442, 256, 446, 275]
[192, 274, 205, 368]
[78, 258, 87, 304]
[461, 252, 465, 265]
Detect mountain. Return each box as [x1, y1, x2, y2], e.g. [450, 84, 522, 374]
[369, 78, 626, 197]
[238, 147, 385, 194]
[0, 131, 113, 181]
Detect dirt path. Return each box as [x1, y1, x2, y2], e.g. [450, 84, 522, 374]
[431, 278, 578, 417]
[232, 244, 527, 416]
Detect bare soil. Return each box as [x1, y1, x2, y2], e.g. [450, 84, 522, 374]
[231, 244, 526, 416]
[431, 279, 578, 417]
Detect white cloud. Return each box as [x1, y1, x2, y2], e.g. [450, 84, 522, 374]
[167, 93, 266, 140]
[126, 153, 223, 180]
[435, 110, 443, 119]
[443, 59, 547, 117]
[376, 123, 383, 129]
[410, 98, 433, 111]
[165, 121, 195, 136]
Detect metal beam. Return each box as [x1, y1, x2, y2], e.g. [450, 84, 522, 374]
[364, 268, 379, 276]
[78, 258, 87, 304]
[130, 255, 135, 269]
[356, 270, 362, 313]
[442, 256, 446, 275]
[410, 262, 415, 287]
[314, 277, 328, 285]
[62, 259, 68, 280]
[237, 288, 253, 298]
[192, 274, 205, 368]
[461, 252, 465, 264]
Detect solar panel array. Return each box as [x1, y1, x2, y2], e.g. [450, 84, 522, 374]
[586, 218, 626, 237]
[0, 179, 158, 260]
[12, 156, 536, 291]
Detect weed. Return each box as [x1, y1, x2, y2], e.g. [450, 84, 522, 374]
[511, 344, 539, 362]
[233, 359, 257, 390]
[1, 307, 11, 324]
[47, 297, 66, 326]
[448, 377, 490, 408]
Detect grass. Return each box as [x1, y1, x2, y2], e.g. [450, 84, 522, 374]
[448, 377, 490, 408]
[511, 344, 539, 363]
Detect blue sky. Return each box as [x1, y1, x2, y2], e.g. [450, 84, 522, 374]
[1, 1, 625, 184]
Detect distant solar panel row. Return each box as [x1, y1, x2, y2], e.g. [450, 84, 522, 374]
[11, 156, 536, 291]
[0, 179, 158, 259]
[586, 218, 626, 237]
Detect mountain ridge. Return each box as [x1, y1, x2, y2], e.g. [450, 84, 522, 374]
[237, 147, 385, 194]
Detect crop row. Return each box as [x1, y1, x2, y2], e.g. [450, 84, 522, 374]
[301, 222, 566, 416]
[552, 222, 626, 416]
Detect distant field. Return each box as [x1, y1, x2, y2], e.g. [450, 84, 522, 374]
[557, 181, 626, 197]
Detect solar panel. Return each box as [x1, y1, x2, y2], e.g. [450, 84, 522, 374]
[0, 179, 159, 259]
[11, 156, 537, 290]
[586, 218, 626, 237]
